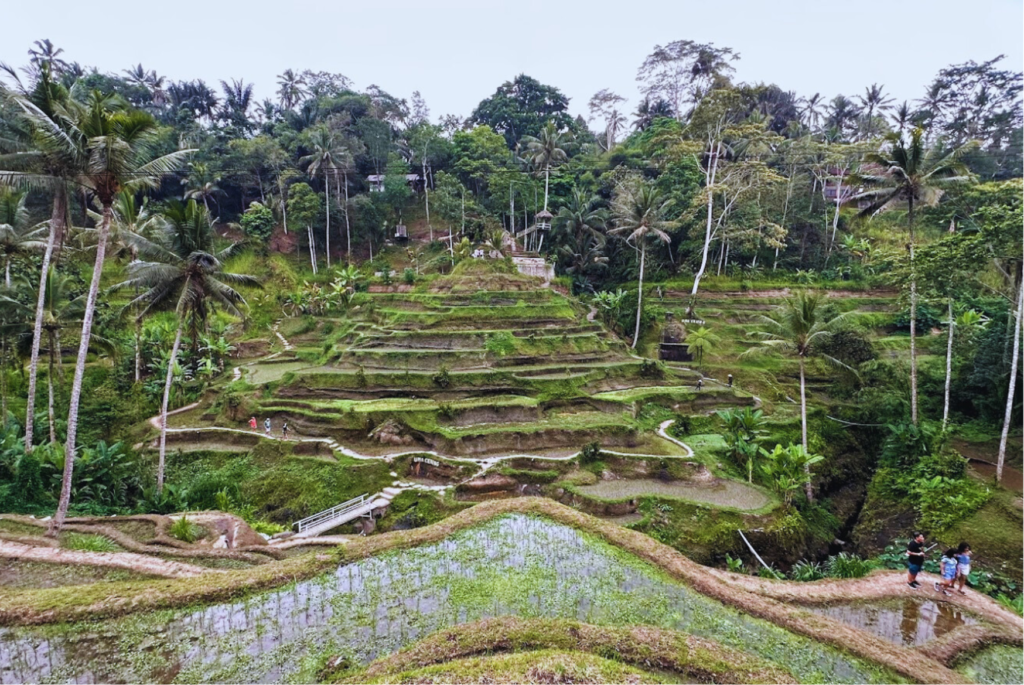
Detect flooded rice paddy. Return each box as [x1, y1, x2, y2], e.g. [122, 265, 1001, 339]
[1, 515, 892, 684]
[575, 478, 772, 510]
[807, 598, 976, 646]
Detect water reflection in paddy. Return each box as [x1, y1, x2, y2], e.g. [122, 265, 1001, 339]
[808, 598, 977, 646]
[0, 515, 890, 684]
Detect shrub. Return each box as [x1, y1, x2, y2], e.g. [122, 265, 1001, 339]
[825, 552, 874, 578]
[996, 594, 1023, 616]
[169, 515, 201, 543]
[63, 533, 119, 553]
[639, 359, 664, 379]
[437, 402, 456, 419]
[790, 559, 825, 581]
[579, 441, 602, 465]
[402, 268, 416, 285]
[757, 565, 784, 579]
[485, 331, 518, 357]
[432, 366, 451, 388]
[239, 202, 275, 243]
[250, 520, 288, 536]
[725, 554, 744, 573]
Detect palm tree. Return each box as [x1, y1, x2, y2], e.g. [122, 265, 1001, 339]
[632, 97, 675, 131]
[826, 95, 861, 139]
[49, 94, 192, 534]
[115, 200, 257, 494]
[857, 84, 894, 138]
[0, 62, 81, 455]
[744, 292, 853, 501]
[684, 326, 720, 369]
[218, 79, 254, 134]
[276, 69, 306, 110]
[554, 188, 606, 243]
[300, 127, 345, 268]
[853, 129, 974, 425]
[520, 122, 572, 212]
[798, 93, 825, 131]
[0, 189, 47, 286]
[609, 182, 673, 348]
[180, 162, 222, 214]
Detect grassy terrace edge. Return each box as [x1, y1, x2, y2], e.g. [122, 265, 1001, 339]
[1, 498, 1019, 683]
[332, 617, 797, 684]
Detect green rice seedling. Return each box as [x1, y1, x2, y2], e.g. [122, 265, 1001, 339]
[790, 559, 825, 581]
[63, 533, 119, 553]
[169, 515, 200, 543]
[825, 552, 874, 579]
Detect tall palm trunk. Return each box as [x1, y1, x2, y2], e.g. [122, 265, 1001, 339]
[324, 173, 331, 269]
[908, 198, 918, 425]
[134, 319, 142, 383]
[157, 321, 184, 493]
[307, 225, 318, 274]
[799, 355, 813, 502]
[343, 171, 351, 264]
[25, 188, 66, 454]
[997, 280, 1023, 482]
[423, 158, 432, 242]
[4, 258, 10, 288]
[543, 167, 550, 212]
[632, 243, 645, 349]
[47, 331, 56, 444]
[691, 141, 721, 297]
[50, 203, 112, 536]
[942, 298, 954, 430]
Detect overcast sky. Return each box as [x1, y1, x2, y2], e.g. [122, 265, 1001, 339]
[5, 0, 1022, 124]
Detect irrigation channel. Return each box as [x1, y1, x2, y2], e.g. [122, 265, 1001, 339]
[1, 515, 916, 684]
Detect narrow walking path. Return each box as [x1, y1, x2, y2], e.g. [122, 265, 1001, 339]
[0, 539, 214, 579]
[272, 321, 295, 351]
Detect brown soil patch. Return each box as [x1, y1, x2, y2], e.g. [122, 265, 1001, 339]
[0, 539, 212, 578]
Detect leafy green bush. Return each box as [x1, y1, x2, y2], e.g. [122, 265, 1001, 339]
[825, 552, 874, 578]
[757, 564, 784, 579]
[996, 594, 1023, 616]
[63, 532, 119, 553]
[485, 331, 518, 357]
[239, 202, 275, 243]
[250, 520, 288, 535]
[432, 366, 451, 388]
[790, 559, 825, 581]
[725, 554, 744, 573]
[402, 268, 416, 285]
[579, 442, 602, 465]
[169, 515, 201, 543]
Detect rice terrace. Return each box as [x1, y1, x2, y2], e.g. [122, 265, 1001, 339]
[0, 3, 1022, 683]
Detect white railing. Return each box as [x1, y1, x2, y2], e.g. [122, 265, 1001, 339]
[294, 494, 368, 533]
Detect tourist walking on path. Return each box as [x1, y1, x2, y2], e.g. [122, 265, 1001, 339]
[906, 532, 927, 588]
[956, 543, 972, 595]
[249, 416, 257, 431]
[935, 549, 958, 595]
[282, 421, 289, 440]
[264, 418, 272, 436]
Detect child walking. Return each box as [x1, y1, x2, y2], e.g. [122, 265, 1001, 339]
[955, 543, 972, 595]
[935, 549, 958, 595]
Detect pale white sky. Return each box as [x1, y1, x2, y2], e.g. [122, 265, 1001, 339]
[4, 0, 1022, 123]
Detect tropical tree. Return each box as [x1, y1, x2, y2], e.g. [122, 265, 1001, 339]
[114, 200, 257, 494]
[180, 162, 222, 214]
[856, 84, 894, 138]
[300, 127, 344, 267]
[609, 181, 673, 348]
[759, 443, 824, 506]
[0, 63, 80, 455]
[276, 69, 306, 110]
[50, 94, 192, 534]
[520, 122, 572, 212]
[0, 189, 47, 286]
[716, 407, 767, 482]
[854, 129, 975, 425]
[684, 326, 720, 369]
[744, 292, 853, 501]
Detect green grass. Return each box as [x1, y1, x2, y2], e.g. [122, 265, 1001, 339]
[62, 533, 121, 553]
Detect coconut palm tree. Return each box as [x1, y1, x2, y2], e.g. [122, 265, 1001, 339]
[744, 292, 854, 501]
[0, 62, 82, 455]
[609, 182, 674, 348]
[115, 200, 257, 494]
[0, 189, 47, 286]
[520, 122, 572, 212]
[857, 84, 894, 138]
[300, 127, 346, 267]
[276, 69, 306, 110]
[180, 162, 222, 214]
[853, 129, 974, 426]
[48, 93, 192, 534]
[798, 93, 825, 131]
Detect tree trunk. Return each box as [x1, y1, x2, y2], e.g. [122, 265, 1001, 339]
[543, 167, 550, 213]
[632, 243, 645, 349]
[343, 172, 351, 264]
[50, 202, 112, 536]
[47, 332, 56, 444]
[324, 173, 331, 269]
[1, 336, 7, 428]
[691, 141, 720, 297]
[4, 258, 9, 288]
[799, 355, 813, 502]
[997, 279, 1023, 482]
[157, 322, 184, 493]
[908, 199, 918, 426]
[423, 159, 432, 242]
[134, 319, 142, 383]
[307, 225, 317, 274]
[943, 298, 954, 430]
[25, 188, 65, 454]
